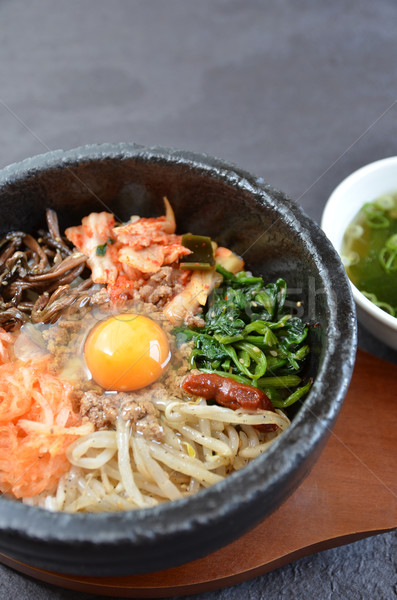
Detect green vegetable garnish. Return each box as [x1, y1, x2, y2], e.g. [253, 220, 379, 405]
[95, 238, 115, 256]
[96, 243, 107, 256]
[342, 191, 397, 316]
[174, 267, 312, 408]
[180, 234, 215, 270]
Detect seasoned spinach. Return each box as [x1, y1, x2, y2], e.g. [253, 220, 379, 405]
[174, 266, 312, 408]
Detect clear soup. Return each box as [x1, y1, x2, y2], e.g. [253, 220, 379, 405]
[341, 192, 397, 317]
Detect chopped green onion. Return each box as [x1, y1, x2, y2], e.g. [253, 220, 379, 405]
[386, 234, 397, 250]
[361, 291, 395, 317]
[379, 248, 397, 273]
[364, 211, 390, 229]
[374, 195, 395, 211]
[96, 243, 107, 256]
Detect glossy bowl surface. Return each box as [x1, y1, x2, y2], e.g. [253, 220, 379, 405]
[0, 143, 356, 575]
[321, 156, 397, 350]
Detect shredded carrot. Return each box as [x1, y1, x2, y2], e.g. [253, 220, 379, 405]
[0, 358, 92, 498]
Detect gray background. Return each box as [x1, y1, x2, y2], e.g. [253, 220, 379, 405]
[0, 1, 396, 599]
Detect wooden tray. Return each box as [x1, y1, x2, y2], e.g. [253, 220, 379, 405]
[1, 349, 396, 597]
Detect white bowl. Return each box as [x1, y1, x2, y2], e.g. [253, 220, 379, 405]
[321, 156, 397, 350]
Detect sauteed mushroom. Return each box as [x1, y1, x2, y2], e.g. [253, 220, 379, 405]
[0, 209, 96, 329]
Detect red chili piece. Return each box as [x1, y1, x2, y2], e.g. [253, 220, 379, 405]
[182, 373, 277, 432]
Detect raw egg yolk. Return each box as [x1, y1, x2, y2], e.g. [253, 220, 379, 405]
[84, 313, 171, 391]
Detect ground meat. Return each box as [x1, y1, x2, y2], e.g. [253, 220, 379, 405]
[184, 311, 205, 328]
[80, 391, 119, 428]
[90, 288, 110, 306]
[162, 344, 192, 394]
[43, 317, 85, 372]
[134, 266, 185, 308]
[122, 395, 163, 440]
[80, 391, 164, 441]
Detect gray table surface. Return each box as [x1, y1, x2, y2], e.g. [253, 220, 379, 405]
[0, 1, 396, 599]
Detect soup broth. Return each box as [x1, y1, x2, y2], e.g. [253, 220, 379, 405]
[342, 192, 397, 316]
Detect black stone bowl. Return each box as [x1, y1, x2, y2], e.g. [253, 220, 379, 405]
[0, 143, 356, 576]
